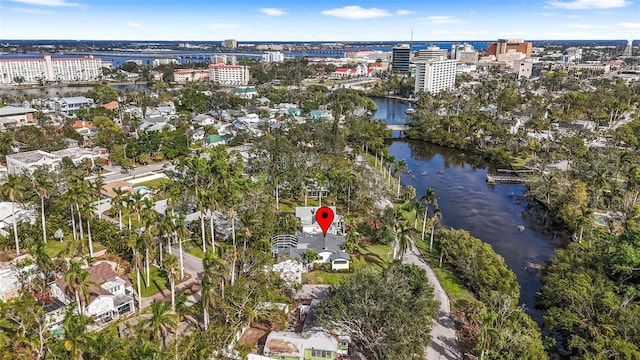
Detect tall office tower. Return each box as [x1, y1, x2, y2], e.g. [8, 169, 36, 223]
[414, 59, 458, 94]
[392, 44, 411, 72]
[624, 40, 633, 57]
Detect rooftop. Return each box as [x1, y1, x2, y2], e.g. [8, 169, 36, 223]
[6, 150, 62, 164]
[0, 106, 37, 117]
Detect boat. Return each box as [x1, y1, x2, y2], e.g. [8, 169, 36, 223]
[421, 171, 428, 176]
[406, 169, 413, 175]
[405, 107, 416, 115]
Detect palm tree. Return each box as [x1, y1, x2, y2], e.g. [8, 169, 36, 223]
[128, 234, 145, 314]
[64, 261, 96, 316]
[1, 175, 25, 255]
[62, 310, 93, 360]
[396, 221, 413, 260]
[144, 301, 175, 350]
[420, 187, 438, 243]
[228, 208, 238, 285]
[575, 206, 593, 244]
[429, 204, 442, 253]
[90, 175, 105, 219]
[413, 200, 424, 229]
[201, 189, 219, 249]
[82, 201, 97, 258]
[200, 251, 227, 331]
[175, 212, 188, 280]
[395, 159, 407, 198]
[33, 173, 54, 244]
[162, 254, 178, 313]
[112, 187, 128, 231]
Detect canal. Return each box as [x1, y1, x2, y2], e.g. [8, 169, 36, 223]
[373, 97, 564, 323]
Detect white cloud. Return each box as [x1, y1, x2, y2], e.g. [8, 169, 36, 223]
[126, 21, 141, 28]
[568, 23, 605, 28]
[207, 23, 240, 29]
[546, 0, 630, 9]
[618, 22, 640, 28]
[421, 16, 462, 24]
[321, 6, 391, 19]
[396, 9, 414, 15]
[260, 8, 286, 16]
[8, 6, 51, 13]
[9, 0, 82, 6]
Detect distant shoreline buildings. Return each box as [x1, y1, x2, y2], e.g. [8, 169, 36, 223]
[0, 54, 101, 85]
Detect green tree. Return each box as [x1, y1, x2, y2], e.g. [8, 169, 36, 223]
[317, 263, 438, 359]
[2, 175, 26, 256]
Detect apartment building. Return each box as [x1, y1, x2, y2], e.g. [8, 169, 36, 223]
[222, 39, 237, 49]
[414, 59, 458, 94]
[208, 64, 250, 85]
[0, 54, 101, 85]
[173, 69, 210, 83]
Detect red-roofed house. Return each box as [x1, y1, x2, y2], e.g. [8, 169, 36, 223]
[331, 64, 372, 78]
[173, 69, 210, 83]
[50, 262, 135, 324]
[102, 101, 119, 110]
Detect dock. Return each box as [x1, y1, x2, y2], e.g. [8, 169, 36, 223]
[486, 173, 530, 185]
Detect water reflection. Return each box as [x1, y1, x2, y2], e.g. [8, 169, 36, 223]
[375, 99, 564, 323]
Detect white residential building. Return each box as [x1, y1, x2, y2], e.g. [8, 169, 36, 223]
[0, 265, 38, 302]
[152, 58, 178, 67]
[56, 96, 94, 114]
[6, 150, 62, 175]
[208, 64, 250, 86]
[414, 59, 458, 94]
[173, 69, 209, 83]
[262, 51, 285, 63]
[0, 106, 37, 129]
[0, 202, 36, 239]
[0, 55, 102, 85]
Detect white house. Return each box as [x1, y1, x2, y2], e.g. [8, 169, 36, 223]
[56, 97, 94, 115]
[271, 233, 350, 271]
[6, 150, 62, 175]
[0, 106, 37, 129]
[192, 114, 216, 126]
[0, 201, 37, 238]
[50, 262, 135, 324]
[295, 207, 343, 235]
[0, 264, 38, 302]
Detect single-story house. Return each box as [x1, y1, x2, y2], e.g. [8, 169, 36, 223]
[0, 202, 37, 238]
[0, 264, 38, 302]
[263, 331, 338, 360]
[192, 114, 215, 127]
[0, 106, 37, 129]
[309, 110, 332, 120]
[192, 128, 205, 141]
[233, 86, 258, 99]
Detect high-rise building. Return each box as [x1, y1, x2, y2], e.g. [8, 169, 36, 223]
[222, 39, 237, 49]
[208, 64, 250, 85]
[392, 44, 411, 72]
[414, 59, 458, 94]
[262, 52, 285, 63]
[414, 46, 448, 61]
[0, 54, 102, 85]
[624, 40, 633, 57]
[487, 39, 532, 57]
[452, 43, 479, 63]
[211, 54, 237, 65]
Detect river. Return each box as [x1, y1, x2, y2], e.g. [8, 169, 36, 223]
[373, 97, 563, 323]
[2, 83, 149, 97]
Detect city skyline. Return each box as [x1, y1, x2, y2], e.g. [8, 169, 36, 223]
[0, 0, 639, 42]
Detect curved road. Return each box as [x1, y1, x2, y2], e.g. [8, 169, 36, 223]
[403, 242, 462, 360]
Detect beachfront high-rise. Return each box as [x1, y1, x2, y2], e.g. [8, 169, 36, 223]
[0, 54, 102, 85]
[414, 59, 458, 94]
[392, 44, 411, 72]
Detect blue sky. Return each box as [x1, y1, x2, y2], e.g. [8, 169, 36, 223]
[1, 0, 638, 41]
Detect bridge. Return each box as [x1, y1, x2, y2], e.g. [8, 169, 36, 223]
[486, 169, 534, 185]
[387, 125, 408, 131]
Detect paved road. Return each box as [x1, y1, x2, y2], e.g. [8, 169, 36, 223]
[168, 245, 204, 278]
[403, 242, 462, 360]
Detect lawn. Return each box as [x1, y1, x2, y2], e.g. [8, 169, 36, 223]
[302, 242, 393, 285]
[132, 265, 170, 298]
[43, 234, 106, 258]
[415, 238, 475, 307]
[133, 178, 170, 190]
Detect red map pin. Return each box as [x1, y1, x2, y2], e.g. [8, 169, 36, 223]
[315, 206, 335, 236]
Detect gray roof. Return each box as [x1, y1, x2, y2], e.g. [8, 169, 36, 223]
[0, 106, 37, 116]
[285, 233, 350, 262]
[61, 97, 93, 105]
